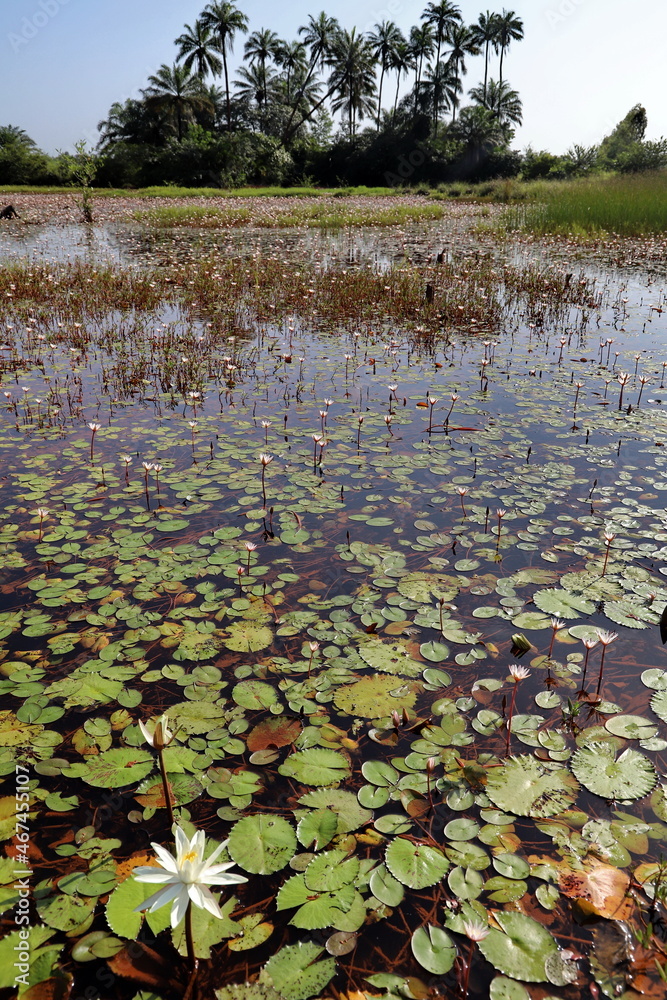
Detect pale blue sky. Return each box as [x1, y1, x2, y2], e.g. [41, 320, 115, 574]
[1, 0, 664, 156]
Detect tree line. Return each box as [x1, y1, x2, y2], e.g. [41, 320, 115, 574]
[2, 3, 666, 188]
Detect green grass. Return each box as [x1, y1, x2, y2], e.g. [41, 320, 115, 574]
[136, 201, 447, 230]
[0, 184, 402, 198]
[501, 172, 667, 236]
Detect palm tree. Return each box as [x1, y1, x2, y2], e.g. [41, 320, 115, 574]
[369, 21, 403, 128]
[175, 21, 222, 80]
[470, 11, 500, 101]
[421, 1, 461, 128]
[421, 2, 461, 78]
[495, 9, 524, 87]
[142, 64, 212, 141]
[244, 28, 280, 107]
[445, 24, 479, 121]
[282, 11, 340, 143]
[390, 40, 412, 117]
[0, 125, 37, 149]
[235, 62, 278, 124]
[200, 2, 249, 129]
[275, 40, 307, 102]
[408, 25, 434, 111]
[329, 28, 377, 138]
[422, 59, 460, 127]
[450, 104, 504, 170]
[469, 77, 522, 131]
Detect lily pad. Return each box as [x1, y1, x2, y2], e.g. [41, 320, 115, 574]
[485, 757, 579, 818]
[358, 639, 424, 677]
[478, 911, 558, 983]
[279, 748, 351, 787]
[261, 941, 335, 999]
[333, 675, 419, 718]
[411, 924, 456, 975]
[385, 837, 449, 889]
[228, 815, 297, 874]
[571, 743, 657, 800]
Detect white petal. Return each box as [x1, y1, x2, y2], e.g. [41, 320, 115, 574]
[133, 869, 173, 884]
[135, 882, 179, 914]
[190, 884, 223, 919]
[138, 720, 154, 747]
[204, 871, 248, 886]
[203, 860, 237, 876]
[174, 826, 190, 862]
[151, 843, 178, 873]
[192, 829, 206, 862]
[170, 886, 191, 928]
[204, 839, 228, 867]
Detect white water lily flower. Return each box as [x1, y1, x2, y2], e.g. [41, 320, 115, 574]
[138, 713, 173, 751]
[134, 826, 247, 928]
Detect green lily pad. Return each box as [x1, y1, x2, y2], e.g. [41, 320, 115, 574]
[358, 638, 423, 677]
[63, 748, 154, 788]
[532, 589, 594, 619]
[225, 622, 273, 652]
[478, 911, 558, 982]
[420, 641, 451, 662]
[489, 976, 532, 1000]
[333, 675, 419, 718]
[571, 743, 657, 800]
[604, 715, 658, 740]
[304, 850, 359, 891]
[396, 572, 459, 603]
[411, 924, 456, 975]
[261, 941, 335, 999]
[279, 748, 351, 787]
[485, 757, 579, 818]
[385, 837, 449, 889]
[228, 815, 296, 874]
[369, 864, 405, 906]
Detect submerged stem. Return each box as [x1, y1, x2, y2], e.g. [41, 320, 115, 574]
[185, 901, 198, 973]
[158, 747, 175, 831]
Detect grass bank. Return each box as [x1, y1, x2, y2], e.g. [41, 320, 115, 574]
[501, 172, 667, 236]
[0, 184, 401, 198]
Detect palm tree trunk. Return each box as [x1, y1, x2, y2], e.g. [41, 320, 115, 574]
[281, 53, 319, 144]
[499, 44, 505, 88]
[222, 43, 231, 129]
[376, 64, 385, 129]
[433, 37, 442, 131]
[394, 73, 401, 116]
[452, 65, 459, 122]
[483, 41, 489, 100]
[283, 65, 346, 145]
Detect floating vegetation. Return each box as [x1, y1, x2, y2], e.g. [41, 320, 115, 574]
[135, 202, 449, 230]
[1, 204, 667, 1000]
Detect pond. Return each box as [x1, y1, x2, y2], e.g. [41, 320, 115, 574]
[1, 207, 667, 1000]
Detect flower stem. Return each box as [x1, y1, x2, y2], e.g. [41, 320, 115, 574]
[461, 940, 475, 997]
[505, 684, 518, 756]
[185, 901, 198, 973]
[157, 747, 175, 831]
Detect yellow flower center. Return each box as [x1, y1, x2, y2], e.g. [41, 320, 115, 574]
[182, 850, 198, 863]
